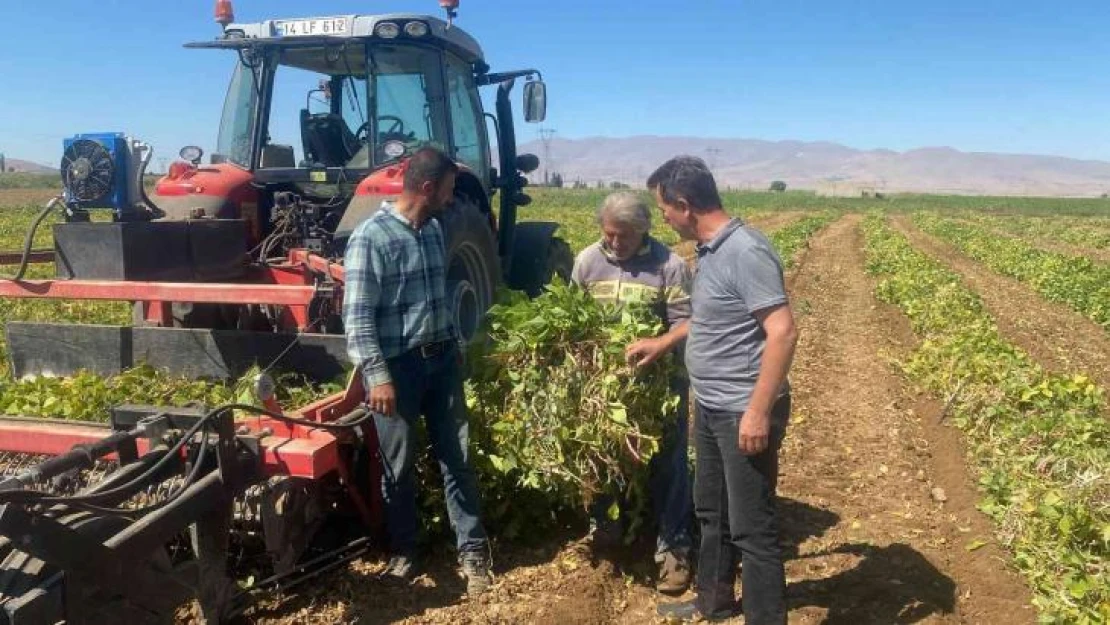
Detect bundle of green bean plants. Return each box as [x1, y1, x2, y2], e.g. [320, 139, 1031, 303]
[467, 282, 680, 519]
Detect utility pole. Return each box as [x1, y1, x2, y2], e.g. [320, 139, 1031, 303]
[705, 147, 722, 176]
[538, 127, 557, 186]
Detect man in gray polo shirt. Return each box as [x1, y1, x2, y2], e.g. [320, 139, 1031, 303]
[648, 156, 798, 624]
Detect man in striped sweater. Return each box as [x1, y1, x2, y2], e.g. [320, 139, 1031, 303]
[571, 191, 695, 594]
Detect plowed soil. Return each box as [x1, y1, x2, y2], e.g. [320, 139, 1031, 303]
[891, 215, 1110, 397]
[204, 215, 1036, 624]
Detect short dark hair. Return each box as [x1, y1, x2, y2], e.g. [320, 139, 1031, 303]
[646, 156, 722, 212]
[403, 146, 459, 193]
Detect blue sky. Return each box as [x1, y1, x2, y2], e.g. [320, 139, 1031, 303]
[2, 0, 1109, 167]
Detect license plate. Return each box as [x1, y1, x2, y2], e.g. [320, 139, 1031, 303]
[274, 17, 350, 37]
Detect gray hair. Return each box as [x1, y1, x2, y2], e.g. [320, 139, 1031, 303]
[597, 192, 652, 233]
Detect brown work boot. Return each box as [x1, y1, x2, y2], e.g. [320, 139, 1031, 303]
[656, 551, 692, 595]
[460, 552, 493, 596]
[380, 554, 419, 583]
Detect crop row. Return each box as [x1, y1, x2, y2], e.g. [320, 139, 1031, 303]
[764, 212, 837, 269]
[862, 215, 1109, 623]
[913, 213, 1110, 331]
[960, 212, 1110, 251]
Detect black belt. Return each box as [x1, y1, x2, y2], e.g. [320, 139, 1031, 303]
[413, 340, 451, 359]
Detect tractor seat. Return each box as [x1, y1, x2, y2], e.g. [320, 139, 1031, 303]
[301, 110, 361, 167]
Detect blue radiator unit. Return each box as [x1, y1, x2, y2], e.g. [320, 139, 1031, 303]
[60, 132, 134, 214]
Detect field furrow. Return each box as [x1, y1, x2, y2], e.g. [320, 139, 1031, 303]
[864, 215, 1109, 623]
[890, 215, 1110, 395]
[779, 214, 1033, 624]
[961, 213, 1110, 250]
[954, 215, 1110, 265]
[913, 213, 1110, 332]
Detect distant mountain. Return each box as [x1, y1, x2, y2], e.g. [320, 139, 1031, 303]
[519, 136, 1110, 197]
[1, 158, 56, 175]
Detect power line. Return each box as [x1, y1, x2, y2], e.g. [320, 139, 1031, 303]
[538, 127, 557, 185]
[705, 147, 722, 176]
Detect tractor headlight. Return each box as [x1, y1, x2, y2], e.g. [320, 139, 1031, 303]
[375, 22, 400, 39]
[404, 21, 429, 37]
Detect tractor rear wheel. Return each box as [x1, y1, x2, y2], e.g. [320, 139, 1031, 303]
[546, 237, 574, 286]
[506, 222, 574, 297]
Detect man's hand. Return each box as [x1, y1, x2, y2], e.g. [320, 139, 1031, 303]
[369, 382, 397, 416]
[626, 336, 669, 368]
[739, 408, 771, 455]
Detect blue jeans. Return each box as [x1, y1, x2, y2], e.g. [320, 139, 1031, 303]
[650, 378, 693, 557]
[694, 396, 790, 625]
[590, 378, 692, 557]
[373, 345, 488, 556]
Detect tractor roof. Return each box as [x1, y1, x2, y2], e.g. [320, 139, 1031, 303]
[186, 14, 485, 66]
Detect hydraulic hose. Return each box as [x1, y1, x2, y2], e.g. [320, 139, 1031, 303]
[134, 141, 165, 219]
[8, 196, 63, 281]
[0, 428, 141, 492]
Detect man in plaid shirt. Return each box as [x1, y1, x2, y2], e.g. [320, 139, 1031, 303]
[343, 147, 491, 595]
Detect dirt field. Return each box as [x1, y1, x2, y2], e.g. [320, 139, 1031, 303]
[891, 215, 1110, 396]
[2, 185, 1104, 623]
[218, 214, 1045, 624]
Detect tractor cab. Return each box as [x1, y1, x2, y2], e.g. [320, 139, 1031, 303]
[156, 10, 548, 254]
[198, 14, 518, 178]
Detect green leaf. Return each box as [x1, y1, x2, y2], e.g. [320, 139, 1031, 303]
[965, 539, 988, 552]
[608, 404, 628, 425]
[606, 500, 621, 521]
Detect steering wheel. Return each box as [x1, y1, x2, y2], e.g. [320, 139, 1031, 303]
[377, 116, 406, 137]
[355, 116, 412, 143]
[353, 117, 406, 142]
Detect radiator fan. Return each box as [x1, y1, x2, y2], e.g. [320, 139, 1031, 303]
[61, 139, 116, 204]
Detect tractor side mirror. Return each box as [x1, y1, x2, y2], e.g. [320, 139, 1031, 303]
[523, 80, 547, 123]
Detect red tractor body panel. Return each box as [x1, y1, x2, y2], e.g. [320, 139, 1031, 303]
[354, 161, 406, 196]
[153, 164, 261, 240]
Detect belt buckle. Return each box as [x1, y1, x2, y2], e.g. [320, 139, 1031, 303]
[419, 341, 441, 359]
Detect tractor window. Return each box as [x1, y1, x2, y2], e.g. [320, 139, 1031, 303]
[370, 46, 448, 162]
[216, 61, 259, 167]
[340, 77, 369, 136]
[269, 64, 341, 168]
[445, 54, 488, 175]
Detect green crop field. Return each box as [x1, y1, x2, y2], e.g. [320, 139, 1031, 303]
[0, 182, 1107, 622]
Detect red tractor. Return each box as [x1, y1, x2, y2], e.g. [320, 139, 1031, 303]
[0, 2, 570, 622]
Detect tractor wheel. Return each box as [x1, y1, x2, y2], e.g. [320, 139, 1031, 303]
[506, 221, 574, 297]
[0, 511, 174, 624]
[439, 199, 499, 345]
[546, 237, 574, 286]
